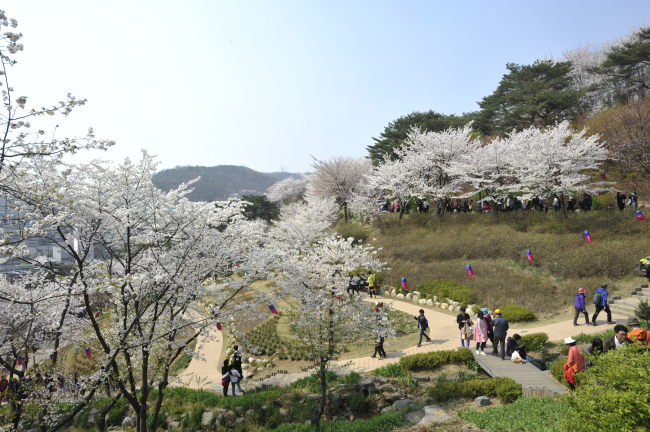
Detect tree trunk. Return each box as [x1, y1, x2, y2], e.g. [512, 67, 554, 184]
[436, 199, 446, 220]
[98, 393, 122, 432]
[138, 352, 149, 432]
[311, 360, 327, 427]
[559, 194, 568, 221]
[343, 202, 348, 223]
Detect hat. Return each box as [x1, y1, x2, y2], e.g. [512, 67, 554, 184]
[494, 309, 502, 314]
[481, 307, 488, 314]
[627, 317, 640, 327]
[578, 288, 585, 294]
[564, 337, 576, 344]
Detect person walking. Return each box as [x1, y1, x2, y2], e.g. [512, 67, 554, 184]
[573, 288, 590, 326]
[220, 360, 230, 397]
[482, 307, 494, 348]
[414, 309, 432, 347]
[367, 273, 377, 298]
[591, 284, 613, 326]
[456, 306, 472, 348]
[229, 364, 242, 396]
[563, 337, 585, 391]
[473, 311, 488, 355]
[491, 309, 509, 360]
[371, 335, 386, 359]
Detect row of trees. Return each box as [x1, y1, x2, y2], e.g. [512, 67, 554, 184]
[0, 10, 388, 431]
[367, 26, 650, 168]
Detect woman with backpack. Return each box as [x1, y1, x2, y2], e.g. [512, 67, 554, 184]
[221, 360, 230, 397]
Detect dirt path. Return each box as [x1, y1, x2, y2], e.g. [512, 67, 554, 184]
[176, 295, 626, 390]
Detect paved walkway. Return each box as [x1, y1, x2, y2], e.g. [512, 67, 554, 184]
[178, 295, 626, 391]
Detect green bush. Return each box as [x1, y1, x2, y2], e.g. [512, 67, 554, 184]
[347, 391, 370, 414]
[292, 371, 338, 393]
[563, 345, 650, 432]
[520, 332, 549, 352]
[459, 397, 571, 432]
[340, 372, 361, 385]
[415, 280, 474, 304]
[499, 304, 536, 322]
[399, 348, 476, 372]
[272, 411, 405, 431]
[549, 357, 568, 387]
[571, 329, 614, 344]
[106, 397, 128, 426]
[373, 363, 408, 378]
[429, 377, 522, 403]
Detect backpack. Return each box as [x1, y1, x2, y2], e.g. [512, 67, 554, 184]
[593, 292, 601, 305]
[221, 372, 230, 386]
[420, 316, 428, 329]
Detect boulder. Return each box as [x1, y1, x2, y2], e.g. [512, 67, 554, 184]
[433, 296, 439, 302]
[381, 406, 393, 413]
[405, 293, 413, 300]
[419, 299, 427, 305]
[434, 301, 440, 307]
[448, 304, 455, 311]
[412, 375, 431, 382]
[122, 416, 135, 428]
[426, 299, 433, 306]
[440, 303, 448, 309]
[412, 295, 420, 303]
[412, 291, 421, 297]
[475, 396, 491, 406]
[372, 376, 387, 385]
[452, 301, 459, 306]
[383, 392, 401, 403]
[396, 293, 405, 299]
[417, 405, 451, 427]
[379, 384, 397, 393]
[390, 289, 397, 297]
[168, 420, 181, 430]
[405, 409, 425, 424]
[392, 398, 414, 410]
[223, 410, 237, 424]
[201, 411, 214, 427]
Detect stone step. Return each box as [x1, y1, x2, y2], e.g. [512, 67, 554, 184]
[609, 304, 638, 316]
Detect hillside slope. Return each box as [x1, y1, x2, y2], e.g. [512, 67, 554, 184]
[152, 165, 300, 201]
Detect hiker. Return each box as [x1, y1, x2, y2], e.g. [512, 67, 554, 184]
[456, 306, 472, 348]
[604, 324, 630, 352]
[491, 309, 509, 360]
[616, 192, 626, 211]
[473, 311, 488, 356]
[626, 317, 650, 345]
[371, 335, 386, 359]
[563, 337, 585, 391]
[367, 273, 377, 298]
[414, 309, 432, 347]
[233, 346, 244, 382]
[573, 288, 590, 326]
[229, 364, 243, 396]
[221, 360, 230, 397]
[591, 284, 613, 326]
[481, 308, 494, 348]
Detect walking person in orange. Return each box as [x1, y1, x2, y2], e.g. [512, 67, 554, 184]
[563, 336, 585, 391]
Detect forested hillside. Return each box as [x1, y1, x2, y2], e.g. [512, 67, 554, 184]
[152, 165, 300, 201]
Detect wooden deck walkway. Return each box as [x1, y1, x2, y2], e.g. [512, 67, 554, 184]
[473, 352, 567, 397]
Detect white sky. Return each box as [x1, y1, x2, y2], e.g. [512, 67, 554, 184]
[3, 1, 650, 173]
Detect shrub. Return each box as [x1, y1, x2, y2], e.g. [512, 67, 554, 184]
[520, 333, 549, 352]
[562, 345, 650, 432]
[459, 397, 571, 432]
[429, 377, 522, 403]
[499, 304, 536, 322]
[414, 280, 475, 304]
[340, 371, 361, 385]
[399, 348, 476, 371]
[373, 363, 408, 378]
[347, 391, 370, 414]
[549, 357, 568, 387]
[335, 222, 369, 245]
[272, 411, 406, 432]
[571, 329, 614, 344]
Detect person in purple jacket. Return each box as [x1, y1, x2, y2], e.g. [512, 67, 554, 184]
[573, 287, 590, 326]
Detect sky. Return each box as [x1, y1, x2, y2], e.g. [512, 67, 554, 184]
[3, 1, 650, 173]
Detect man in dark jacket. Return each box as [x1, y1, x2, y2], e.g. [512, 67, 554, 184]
[573, 288, 590, 326]
[414, 309, 432, 347]
[603, 324, 630, 352]
[591, 285, 613, 326]
[491, 309, 509, 360]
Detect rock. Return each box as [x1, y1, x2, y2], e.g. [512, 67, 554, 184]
[417, 405, 451, 427]
[372, 376, 387, 385]
[379, 384, 397, 393]
[256, 367, 264, 372]
[383, 392, 401, 403]
[234, 417, 244, 425]
[390, 289, 397, 297]
[396, 293, 405, 299]
[241, 363, 249, 369]
[168, 420, 181, 430]
[419, 299, 427, 305]
[234, 406, 244, 416]
[412, 375, 431, 382]
[201, 411, 214, 427]
[440, 302, 448, 309]
[412, 291, 421, 297]
[475, 396, 491, 406]
[279, 407, 291, 416]
[434, 301, 440, 307]
[452, 301, 459, 306]
[412, 295, 420, 303]
[223, 410, 237, 424]
[392, 398, 414, 410]
[405, 293, 413, 300]
[426, 299, 433, 306]
[121, 416, 135, 428]
[405, 409, 425, 424]
[448, 305, 455, 311]
[433, 296, 439, 302]
[87, 408, 99, 425]
[381, 406, 394, 413]
[359, 379, 374, 388]
[248, 357, 255, 363]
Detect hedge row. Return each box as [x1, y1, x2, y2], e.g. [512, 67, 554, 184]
[414, 280, 474, 304]
[429, 377, 522, 403]
[399, 348, 476, 371]
[499, 304, 536, 322]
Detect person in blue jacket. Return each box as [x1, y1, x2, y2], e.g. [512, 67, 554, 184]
[573, 288, 590, 326]
[591, 284, 613, 326]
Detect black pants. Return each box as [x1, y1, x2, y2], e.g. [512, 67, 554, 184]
[222, 383, 229, 397]
[476, 341, 486, 351]
[493, 335, 506, 359]
[369, 287, 376, 298]
[573, 308, 590, 325]
[373, 342, 386, 358]
[592, 305, 611, 324]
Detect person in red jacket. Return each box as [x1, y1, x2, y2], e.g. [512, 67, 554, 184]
[563, 336, 585, 391]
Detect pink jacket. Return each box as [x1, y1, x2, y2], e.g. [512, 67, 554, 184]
[473, 318, 488, 343]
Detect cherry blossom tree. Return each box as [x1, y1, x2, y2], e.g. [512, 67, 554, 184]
[265, 175, 309, 204]
[310, 157, 370, 223]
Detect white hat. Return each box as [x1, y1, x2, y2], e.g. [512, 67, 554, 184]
[564, 337, 576, 344]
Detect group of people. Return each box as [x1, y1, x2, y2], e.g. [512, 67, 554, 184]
[616, 191, 639, 210]
[573, 284, 614, 326]
[221, 345, 244, 397]
[347, 274, 378, 298]
[456, 306, 510, 359]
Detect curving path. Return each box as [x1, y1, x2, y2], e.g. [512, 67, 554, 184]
[175, 295, 626, 390]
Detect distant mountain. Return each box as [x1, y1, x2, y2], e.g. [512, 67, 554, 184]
[152, 165, 300, 202]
